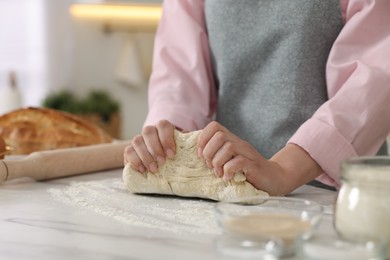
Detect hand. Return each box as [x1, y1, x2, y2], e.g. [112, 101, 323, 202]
[124, 120, 176, 173]
[197, 121, 323, 195]
[197, 121, 285, 195]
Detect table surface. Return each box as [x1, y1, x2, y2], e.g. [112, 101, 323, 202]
[0, 168, 338, 260]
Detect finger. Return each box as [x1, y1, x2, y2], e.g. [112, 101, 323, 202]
[197, 121, 228, 159]
[222, 155, 249, 181]
[123, 145, 146, 173]
[202, 130, 228, 167]
[211, 140, 236, 177]
[132, 134, 158, 173]
[142, 125, 166, 166]
[156, 120, 176, 159]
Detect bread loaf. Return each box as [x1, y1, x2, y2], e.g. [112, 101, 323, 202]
[0, 107, 113, 155]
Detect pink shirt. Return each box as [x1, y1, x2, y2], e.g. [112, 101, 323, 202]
[145, 0, 390, 187]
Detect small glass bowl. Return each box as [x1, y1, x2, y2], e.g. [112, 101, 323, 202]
[214, 196, 323, 257]
[213, 235, 283, 260]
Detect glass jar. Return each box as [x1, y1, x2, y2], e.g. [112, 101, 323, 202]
[334, 156, 390, 258]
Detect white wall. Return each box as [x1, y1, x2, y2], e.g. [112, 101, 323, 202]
[0, 0, 158, 140]
[0, 0, 48, 106]
[68, 0, 161, 140]
[45, 0, 74, 97]
[68, 18, 155, 140]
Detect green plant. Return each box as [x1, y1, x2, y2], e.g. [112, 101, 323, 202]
[83, 90, 119, 119]
[42, 90, 81, 114]
[42, 89, 119, 119]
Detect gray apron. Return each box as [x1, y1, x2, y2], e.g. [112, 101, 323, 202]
[205, 0, 344, 159]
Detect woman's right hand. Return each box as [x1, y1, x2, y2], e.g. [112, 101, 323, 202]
[124, 120, 177, 173]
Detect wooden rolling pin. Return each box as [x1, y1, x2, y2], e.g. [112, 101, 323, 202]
[0, 141, 130, 183]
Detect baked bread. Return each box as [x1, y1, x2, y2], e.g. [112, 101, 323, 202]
[0, 107, 113, 155]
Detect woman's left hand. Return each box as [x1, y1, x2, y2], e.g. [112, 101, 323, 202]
[197, 121, 286, 195]
[197, 121, 324, 196]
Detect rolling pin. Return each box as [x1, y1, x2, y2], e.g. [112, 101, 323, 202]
[0, 141, 130, 183]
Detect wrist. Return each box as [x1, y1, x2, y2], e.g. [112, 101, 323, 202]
[270, 144, 323, 195]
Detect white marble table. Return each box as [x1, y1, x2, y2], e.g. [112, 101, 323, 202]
[0, 168, 337, 260]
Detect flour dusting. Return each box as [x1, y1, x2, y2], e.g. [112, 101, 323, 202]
[48, 178, 220, 235]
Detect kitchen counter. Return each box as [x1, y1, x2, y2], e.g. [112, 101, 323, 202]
[0, 168, 337, 260]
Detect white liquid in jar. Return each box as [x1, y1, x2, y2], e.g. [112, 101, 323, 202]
[335, 167, 390, 258]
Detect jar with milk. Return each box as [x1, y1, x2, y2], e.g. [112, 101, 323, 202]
[335, 156, 390, 258]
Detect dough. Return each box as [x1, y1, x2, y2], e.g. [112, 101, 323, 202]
[123, 130, 268, 201]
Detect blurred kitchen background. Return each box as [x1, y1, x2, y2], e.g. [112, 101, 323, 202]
[0, 0, 162, 140]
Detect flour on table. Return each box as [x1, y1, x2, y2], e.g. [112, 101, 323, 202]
[123, 130, 268, 201]
[48, 178, 220, 235]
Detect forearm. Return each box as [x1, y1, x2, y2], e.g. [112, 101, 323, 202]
[270, 144, 323, 195]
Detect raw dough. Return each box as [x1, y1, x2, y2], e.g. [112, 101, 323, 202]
[123, 130, 268, 201]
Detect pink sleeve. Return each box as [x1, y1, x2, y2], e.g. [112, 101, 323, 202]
[144, 0, 216, 131]
[289, 0, 390, 187]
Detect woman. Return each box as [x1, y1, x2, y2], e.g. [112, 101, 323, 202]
[124, 0, 390, 195]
